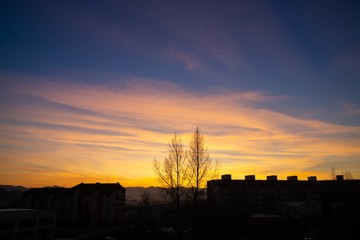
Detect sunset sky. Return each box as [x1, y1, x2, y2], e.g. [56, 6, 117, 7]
[1, 0, 360, 187]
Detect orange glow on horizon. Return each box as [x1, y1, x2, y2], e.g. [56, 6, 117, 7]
[1, 79, 359, 187]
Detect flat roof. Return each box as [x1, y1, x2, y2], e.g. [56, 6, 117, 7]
[0, 208, 35, 212]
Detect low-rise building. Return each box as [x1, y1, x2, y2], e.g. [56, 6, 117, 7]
[0, 208, 56, 240]
[72, 183, 126, 226]
[207, 174, 360, 237]
[22, 182, 125, 227]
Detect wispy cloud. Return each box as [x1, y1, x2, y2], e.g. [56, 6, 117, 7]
[165, 47, 202, 72]
[341, 102, 360, 115]
[1, 74, 360, 187]
[150, 0, 311, 79]
[331, 45, 360, 72]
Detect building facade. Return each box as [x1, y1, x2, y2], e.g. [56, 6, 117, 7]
[207, 174, 360, 238]
[0, 209, 56, 240]
[71, 183, 126, 226]
[208, 174, 360, 215]
[23, 182, 125, 227]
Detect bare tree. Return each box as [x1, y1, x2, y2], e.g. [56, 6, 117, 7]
[153, 133, 188, 228]
[188, 127, 219, 225]
[188, 127, 218, 202]
[139, 190, 151, 208]
[331, 166, 336, 180]
[344, 171, 353, 180]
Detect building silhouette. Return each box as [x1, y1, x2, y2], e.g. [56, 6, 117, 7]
[71, 183, 125, 226]
[23, 182, 125, 227]
[0, 208, 56, 240]
[207, 174, 360, 239]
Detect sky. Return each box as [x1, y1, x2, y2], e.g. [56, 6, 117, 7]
[1, 0, 360, 187]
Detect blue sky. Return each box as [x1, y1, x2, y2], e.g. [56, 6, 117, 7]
[1, 0, 360, 186]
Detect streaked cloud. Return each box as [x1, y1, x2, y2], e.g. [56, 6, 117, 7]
[165, 47, 202, 72]
[1, 73, 359, 187]
[331, 44, 360, 72]
[341, 102, 360, 115]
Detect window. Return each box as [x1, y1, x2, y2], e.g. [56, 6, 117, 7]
[39, 217, 53, 226]
[17, 230, 34, 240]
[0, 220, 15, 230]
[19, 218, 35, 228]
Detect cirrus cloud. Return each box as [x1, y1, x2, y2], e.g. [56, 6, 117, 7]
[0, 73, 359, 187]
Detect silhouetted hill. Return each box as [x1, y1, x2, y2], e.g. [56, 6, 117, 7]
[43, 185, 65, 188]
[125, 186, 163, 202]
[0, 185, 66, 191]
[125, 186, 207, 203]
[0, 185, 205, 203]
[0, 185, 28, 192]
[0, 185, 28, 208]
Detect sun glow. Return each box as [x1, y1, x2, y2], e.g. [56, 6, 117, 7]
[1, 78, 359, 187]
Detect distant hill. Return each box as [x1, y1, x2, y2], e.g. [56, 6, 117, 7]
[0, 184, 163, 202]
[0, 185, 66, 191]
[0, 185, 28, 208]
[125, 186, 163, 202]
[0, 185, 28, 192]
[125, 186, 207, 202]
[43, 185, 65, 188]
[0, 185, 205, 201]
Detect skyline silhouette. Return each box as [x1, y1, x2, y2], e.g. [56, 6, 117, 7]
[2, 173, 359, 239]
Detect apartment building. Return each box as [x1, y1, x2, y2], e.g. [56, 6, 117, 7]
[23, 182, 125, 227]
[0, 208, 56, 240]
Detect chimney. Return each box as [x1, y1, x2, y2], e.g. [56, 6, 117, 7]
[336, 175, 344, 181]
[245, 175, 256, 180]
[287, 176, 298, 181]
[221, 174, 232, 180]
[267, 175, 278, 181]
[308, 176, 317, 181]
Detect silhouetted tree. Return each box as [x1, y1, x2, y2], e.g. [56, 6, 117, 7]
[344, 171, 353, 180]
[331, 167, 353, 180]
[136, 190, 153, 229]
[139, 190, 151, 208]
[331, 166, 336, 180]
[153, 133, 188, 229]
[187, 127, 219, 230]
